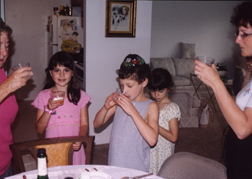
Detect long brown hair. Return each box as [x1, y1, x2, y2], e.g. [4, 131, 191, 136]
[44, 51, 80, 105]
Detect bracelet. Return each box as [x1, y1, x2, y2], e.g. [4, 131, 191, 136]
[44, 105, 56, 115]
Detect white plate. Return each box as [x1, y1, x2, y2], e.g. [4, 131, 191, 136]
[80, 172, 112, 179]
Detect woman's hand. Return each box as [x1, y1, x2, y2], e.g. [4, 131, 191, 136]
[73, 142, 81, 151]
[194, 60, 222, 88]
[4, 66, 33, 93]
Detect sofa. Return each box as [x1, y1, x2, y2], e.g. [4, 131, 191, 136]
[150, 57, 209, 128]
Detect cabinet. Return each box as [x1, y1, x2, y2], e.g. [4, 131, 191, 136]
[71, 0, 85, 90]
[71, 0, 84, 27]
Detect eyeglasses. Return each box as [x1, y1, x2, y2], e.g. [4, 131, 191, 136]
[235, 31, 252, 40]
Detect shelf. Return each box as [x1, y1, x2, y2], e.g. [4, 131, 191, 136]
[71, 0, 83, 7]
[71, 0, 85, 90]
[71, 0, 84, 24]
[74, 62, 84, 70]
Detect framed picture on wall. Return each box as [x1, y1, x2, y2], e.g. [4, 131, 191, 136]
[105, 0, 137, 37]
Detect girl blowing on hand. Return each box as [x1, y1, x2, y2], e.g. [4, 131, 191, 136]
[93, 54, 159, 172]
[148, 68, 181, 175]
[32, 51, 90, 165]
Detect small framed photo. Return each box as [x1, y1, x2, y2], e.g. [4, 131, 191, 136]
[105, 0, 137, 37]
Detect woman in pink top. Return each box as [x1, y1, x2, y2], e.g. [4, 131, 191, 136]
[32, 51, 90, 164]
[0, 18, 33, 177]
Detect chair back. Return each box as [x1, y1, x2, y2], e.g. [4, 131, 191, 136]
[34, 142, 73, 168]
[10, 136, 95, 173]
[157, 152, 227, 179]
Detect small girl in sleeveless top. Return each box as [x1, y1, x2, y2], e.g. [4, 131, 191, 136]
[148, 68, 181, 175]
[94, 54, 159, 172]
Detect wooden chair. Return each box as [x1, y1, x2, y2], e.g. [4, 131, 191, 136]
[10, 136, 95, 174]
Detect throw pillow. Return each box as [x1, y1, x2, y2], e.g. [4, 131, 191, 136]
[180, 43, 196, 58]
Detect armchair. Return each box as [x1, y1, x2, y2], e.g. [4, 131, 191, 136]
[158, 152, 227, 179]
[150, 58, 201, 128]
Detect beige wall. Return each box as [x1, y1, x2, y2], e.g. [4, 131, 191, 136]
[1, 0, 4, 20]
[5, 0, 153, 144]
[5, 0, 71, 100]
[151, 1, 241, 78]
[4, 0, 242, 144]
[86, 0, 153, 144]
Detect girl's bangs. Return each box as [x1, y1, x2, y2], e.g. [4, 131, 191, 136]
[51, 55, 73, 70]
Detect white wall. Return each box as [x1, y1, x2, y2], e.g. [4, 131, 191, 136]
[1, 0, 4, 20]
[4, 1, 242, 145]
[5, 0, 71, 100]
[86, 0, 153, 144]
[151, 1, 241, 77]
[4, 0, 152, 145]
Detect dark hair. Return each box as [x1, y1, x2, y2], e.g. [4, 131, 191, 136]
[148, 68, 174, 91]
[44, 51, 80, 105]
[116, 54, 151, 84]
[1, 18, 12, 38]
[230, 2, 252, 28]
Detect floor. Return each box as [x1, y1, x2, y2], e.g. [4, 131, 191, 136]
[11, 97, 229, 171]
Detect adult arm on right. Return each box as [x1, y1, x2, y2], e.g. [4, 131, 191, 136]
[194, 60, 252, 139]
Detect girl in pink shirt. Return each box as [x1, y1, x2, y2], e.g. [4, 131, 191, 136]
[32, 51, 90, 164]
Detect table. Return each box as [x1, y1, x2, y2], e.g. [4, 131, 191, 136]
[190, 73, 217, 111]
[6, 165, 164, 179]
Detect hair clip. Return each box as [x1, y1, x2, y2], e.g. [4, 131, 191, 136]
[122, 56, 145, 67]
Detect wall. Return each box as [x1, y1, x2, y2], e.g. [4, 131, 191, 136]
[86, 0, 152, 144]
[1, 0, 4, 20]
[4, 1, 242, 145]
[151, 1, 241, 77]
[4, 0, 152, 145]
[5, 0, 71, 100]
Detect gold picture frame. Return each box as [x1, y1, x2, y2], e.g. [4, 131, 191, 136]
[105, 0, 137, 37]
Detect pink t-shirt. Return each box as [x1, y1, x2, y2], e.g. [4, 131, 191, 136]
[31, 89, 91, 164]
[0, 68, 18, 175]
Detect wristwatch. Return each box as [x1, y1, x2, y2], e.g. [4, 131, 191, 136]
[44, 105, 56, 115]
